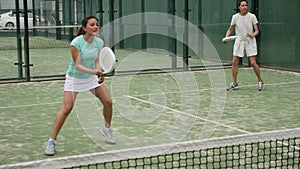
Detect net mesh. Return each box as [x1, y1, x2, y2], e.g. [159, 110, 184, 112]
[0, 25, 80, 50]
[1, 128, 299, 169]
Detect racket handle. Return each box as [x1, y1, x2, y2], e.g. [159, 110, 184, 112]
[98, 76, 104, 84]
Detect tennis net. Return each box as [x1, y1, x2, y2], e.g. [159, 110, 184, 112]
[1, 128, 299, 169]
[0, 25, 80, 50]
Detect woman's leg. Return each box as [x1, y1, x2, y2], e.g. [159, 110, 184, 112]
[91, 85, 115, 144]
[91, 85, 113, 128]
[51, 91, 78, 140]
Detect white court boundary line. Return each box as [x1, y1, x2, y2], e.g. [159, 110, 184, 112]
[126, 80, 300, 97]
[2, 81, 298, 146]
[0, 101, 62, 109]
[125, 94, 251, 134]
[0, 80, 299, 110]
[124, 94, 300, 150]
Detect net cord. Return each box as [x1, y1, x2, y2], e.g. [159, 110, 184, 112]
[32, 25, 81, 29]
[0, 127, 299, 169]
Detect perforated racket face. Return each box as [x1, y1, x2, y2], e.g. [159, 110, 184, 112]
[99, 47, 116, 74]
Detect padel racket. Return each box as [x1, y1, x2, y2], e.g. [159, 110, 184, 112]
[98, 47, 116, 74]
[222, 36, 237, 42]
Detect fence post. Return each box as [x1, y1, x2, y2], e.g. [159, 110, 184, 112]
[168, 0, 177, 69]
[23, 0, 31, 81]
[253, 0, 260, 65]
[108, 0, 116, 51]
[98, 0, 104, 26]
[141, 0, 147, 50]
[15, 0, 23, 80]
[183, 0, 190, 70]
[108, 0, 116, 76]
[68, 0, 74, 41]
[118, 0, 124, 49]
[198, 0, 204, 59]
[55, 0, 61, 40]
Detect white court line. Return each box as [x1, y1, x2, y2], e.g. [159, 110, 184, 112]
[1, 81, 299, 109]
[125, 94, 251, 134]
[0, 99, 95, 109]
[0, 102, 62, 109]
[0, 56, 15, 62]
[126, 80, 300, 97]
[239, 81, 300, 87]
[125, 94, 300, 150]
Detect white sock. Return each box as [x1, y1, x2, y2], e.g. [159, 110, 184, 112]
[49, 138, 56, 141]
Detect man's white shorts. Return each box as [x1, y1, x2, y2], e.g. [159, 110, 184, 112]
[233, 38, 257, 57]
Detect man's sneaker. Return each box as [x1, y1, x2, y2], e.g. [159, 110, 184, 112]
[258, 81, 264, 91]
[101, 127, 116, 144]
[226, 82, 239, 91]
[44, 138, 56, 156]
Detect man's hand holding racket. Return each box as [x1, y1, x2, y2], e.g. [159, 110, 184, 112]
[222, 35, 237, 43]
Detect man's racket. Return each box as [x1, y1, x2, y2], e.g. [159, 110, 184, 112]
[98, 47, 116, 74]
[222, 35, 237, 43]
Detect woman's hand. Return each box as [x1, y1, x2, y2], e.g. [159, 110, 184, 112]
[98, 75, 105, 84]
[95, 69, 105, 77]
[95, 69, 105, 84]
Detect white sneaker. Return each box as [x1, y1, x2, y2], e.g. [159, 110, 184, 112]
[258, 81, 264, 91]
[101, 127, 116, 144]
[44, 138, 56, 156]
[226, 82, 239, 91]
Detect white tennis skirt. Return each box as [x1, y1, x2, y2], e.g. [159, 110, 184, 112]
[64, 75, 101, 92]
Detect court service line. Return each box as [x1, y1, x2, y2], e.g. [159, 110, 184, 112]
[0, 56, 15, 62]
[0, 99, 96, 109]
[126, 94, 300, 150]
[0, 102, 62, 109]
[124, 94, 251, 134]
[127, 80, 300, 98]
[1, 81, 298, 109]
